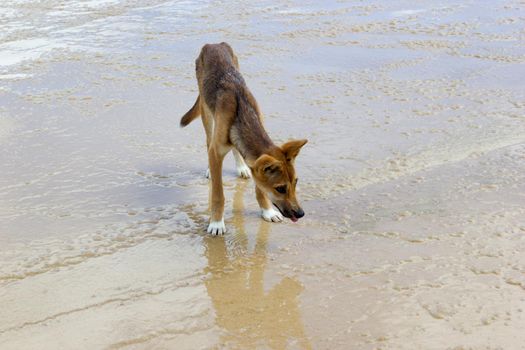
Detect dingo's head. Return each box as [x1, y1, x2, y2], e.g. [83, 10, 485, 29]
[252, 139, 308, 222]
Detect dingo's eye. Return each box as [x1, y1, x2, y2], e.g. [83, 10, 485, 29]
[275, 185, 287, 194]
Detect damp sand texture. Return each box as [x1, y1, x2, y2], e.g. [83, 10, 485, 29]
[1, 1, 525, 349]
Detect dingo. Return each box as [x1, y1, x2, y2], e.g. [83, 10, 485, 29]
[180, 42, 307, 235]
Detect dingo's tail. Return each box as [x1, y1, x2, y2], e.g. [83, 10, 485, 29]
[180, 95, 201, 127]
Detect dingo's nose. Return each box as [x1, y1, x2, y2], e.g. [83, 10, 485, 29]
[293, 208, 304, 219]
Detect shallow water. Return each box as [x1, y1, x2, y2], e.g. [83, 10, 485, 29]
[1, 1, 525, 349]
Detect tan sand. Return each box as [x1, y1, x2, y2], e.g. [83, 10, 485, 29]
[1, 1, 524, 349]
[0, 116, 15, 141]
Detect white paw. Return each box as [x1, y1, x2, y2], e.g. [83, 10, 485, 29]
[207, 219, 226, 235]
[205, 168, 210, 179]
[236, 164, 251, 179]
[261, 208, 283, 223]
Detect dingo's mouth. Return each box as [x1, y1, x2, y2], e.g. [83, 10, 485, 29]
[273, 203, 299, 222]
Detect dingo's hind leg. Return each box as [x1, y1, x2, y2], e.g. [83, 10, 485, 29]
[201, 105, 213, 179]
[233, 149, 251, 179]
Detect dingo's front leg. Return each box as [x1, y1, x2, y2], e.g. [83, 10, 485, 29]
[207, 144, 228, 234]
[256, 185, 283, 223]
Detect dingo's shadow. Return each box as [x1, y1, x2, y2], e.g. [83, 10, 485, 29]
[203, 180, 312, 349]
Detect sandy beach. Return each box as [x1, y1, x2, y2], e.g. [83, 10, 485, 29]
[1, 0, 524, 349]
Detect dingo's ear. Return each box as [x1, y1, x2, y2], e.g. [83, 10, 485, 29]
[253, 154, 283, 178]
[281, 139, 308, 161]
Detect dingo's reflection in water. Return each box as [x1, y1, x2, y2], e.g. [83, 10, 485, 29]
[204, 181, 312, 349]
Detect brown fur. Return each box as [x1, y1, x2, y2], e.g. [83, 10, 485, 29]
[180, 42, 307, 234]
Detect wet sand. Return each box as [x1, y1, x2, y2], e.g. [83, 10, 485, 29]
[1, 1, 525, 349]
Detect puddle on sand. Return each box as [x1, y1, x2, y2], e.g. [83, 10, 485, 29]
[203, 181, 312, 350]
[0, 178, 313, 350]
